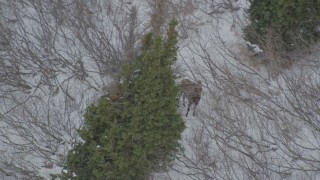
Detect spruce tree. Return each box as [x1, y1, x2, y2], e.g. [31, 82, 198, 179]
[61, 19, 184, 179]
[245, 0, 320, 50]
[129, 19, 184, 171]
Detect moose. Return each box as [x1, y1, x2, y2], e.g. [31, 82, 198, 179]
[180, 79, 202, 117]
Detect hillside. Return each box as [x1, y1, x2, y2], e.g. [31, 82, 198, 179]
[0, 0, 320, 179]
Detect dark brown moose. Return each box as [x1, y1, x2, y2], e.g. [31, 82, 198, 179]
[180, 79, 202, 117]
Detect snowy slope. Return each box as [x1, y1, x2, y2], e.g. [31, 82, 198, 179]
[165, 0, 320, 179]
[1, 0, 320, 179]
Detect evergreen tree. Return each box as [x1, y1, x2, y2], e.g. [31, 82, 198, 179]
[61, 19, 185, 180]
[245, 0, 320, 50]
[129, 19, 184, 171]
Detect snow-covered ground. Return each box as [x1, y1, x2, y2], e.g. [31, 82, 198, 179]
[1, 0, 320, 179]
[160, 0, 320, 179]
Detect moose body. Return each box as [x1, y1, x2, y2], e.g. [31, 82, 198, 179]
[180, 79, 202, 117]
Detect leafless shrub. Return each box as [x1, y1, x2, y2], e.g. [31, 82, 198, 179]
[0, 0, 144, 178]
[148, 0, 170, 36]
[171, 2, 320, 179]
[238, 28, 295, 79]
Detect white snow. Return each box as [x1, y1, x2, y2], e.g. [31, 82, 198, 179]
[246, 41, 263, 54]
[1, 0, 320, 179]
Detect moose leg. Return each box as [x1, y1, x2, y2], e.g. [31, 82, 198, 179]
[182, 93, 186, 107]
[186, 101, 191, 117]
[193, 103, 197, 116]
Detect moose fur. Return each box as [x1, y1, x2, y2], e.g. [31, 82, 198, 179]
[180, 79, 202, 117]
